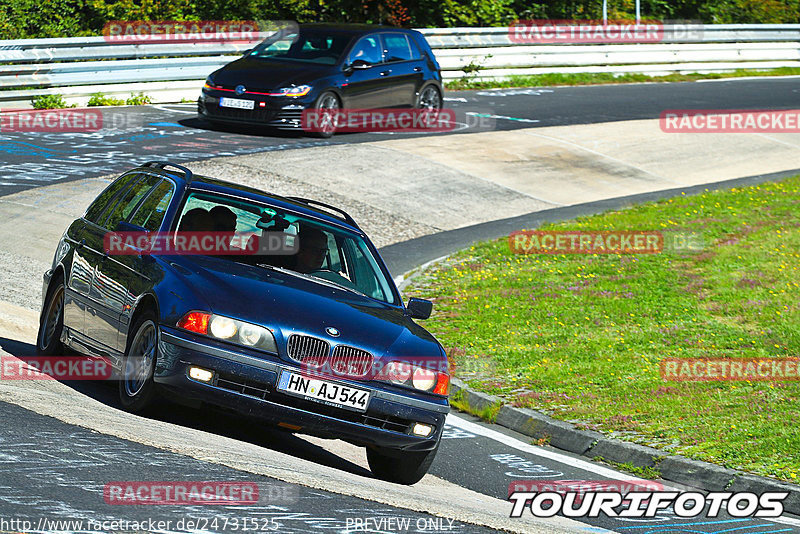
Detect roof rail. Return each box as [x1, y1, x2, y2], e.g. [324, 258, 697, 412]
[143, 161, 193, 182]
[286, 197, 359, 228]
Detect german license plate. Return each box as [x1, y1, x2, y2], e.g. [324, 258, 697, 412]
[277, 371, 370, 412]
[220, 97, 254, 110]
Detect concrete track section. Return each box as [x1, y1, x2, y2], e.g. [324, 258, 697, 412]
[2, 112, 799, 309]
[2, 76, 800, 198]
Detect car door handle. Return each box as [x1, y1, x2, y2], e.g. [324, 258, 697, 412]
[413, 67, 422, 72]
[380, 70, 392, 76]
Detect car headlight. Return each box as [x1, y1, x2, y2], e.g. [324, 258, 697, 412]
[177, 311, 277, 353]
[379, 360, 449, 396]
[209, 315, 237, 339]
[276, 85, 311, 97]
[203, 77, 215, 89]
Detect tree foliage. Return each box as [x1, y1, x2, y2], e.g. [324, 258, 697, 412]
[1, 0, 799, 39]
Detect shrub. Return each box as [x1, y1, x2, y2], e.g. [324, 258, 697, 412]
[126, 92, 152, 105]
[31, 94, 75, 109]
[87, 93, 125, 106]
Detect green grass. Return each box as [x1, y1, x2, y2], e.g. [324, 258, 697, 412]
[406, 177, 800, 483]
[592, 458, 663, 481]
[445, 67, 800, 90]
[450, 390, 502, 422]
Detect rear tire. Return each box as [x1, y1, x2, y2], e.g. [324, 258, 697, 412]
[367, 443, 439, 485]
[119, 310, 160, 414]
[37, 274, 65, 355]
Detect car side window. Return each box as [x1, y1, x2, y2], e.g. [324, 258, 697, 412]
[347, 35, 383, 66]
[84, 173, 139, 224]
[381, 33, 413, 63]
[129, 180, 175, 231]
[102, 174, 160, 230]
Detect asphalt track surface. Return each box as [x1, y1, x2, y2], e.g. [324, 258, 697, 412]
[2, 78, 800, 533]
[1, 77, 799, 197]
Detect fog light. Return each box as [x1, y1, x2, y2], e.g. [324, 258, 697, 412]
[189, 367, 214, 382]
[411, 423, 433, 437]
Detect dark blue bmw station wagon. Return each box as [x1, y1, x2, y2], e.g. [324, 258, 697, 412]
[37, 161, 449, 484]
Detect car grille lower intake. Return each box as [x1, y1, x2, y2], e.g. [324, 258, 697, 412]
[213, 372, 412, 434]
[331, 345, 373, 378]
[287, 334, 330, 367]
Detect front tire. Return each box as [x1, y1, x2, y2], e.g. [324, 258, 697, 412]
[37, 274, 65, 355]
[416, 85, 442, 112]
[367, 443, 439, 485]
[119, 311, 160, 414]
[308, 91, 340, 138]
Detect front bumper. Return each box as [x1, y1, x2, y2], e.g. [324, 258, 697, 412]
[156, 326, 448, 451]
[198, 89, 314, 130]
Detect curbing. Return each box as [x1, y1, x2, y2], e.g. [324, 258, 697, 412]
[450, 378, 800, 515]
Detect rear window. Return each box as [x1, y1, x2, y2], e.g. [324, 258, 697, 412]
[84, 173, 138, 224]
[102, 175, 161, 230]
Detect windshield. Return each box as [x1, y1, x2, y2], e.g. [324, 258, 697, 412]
[248, 30, 353, 65]
[175, 192, 397, 304]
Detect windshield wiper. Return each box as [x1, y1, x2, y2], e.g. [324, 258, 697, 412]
[256, 264, 368, 298]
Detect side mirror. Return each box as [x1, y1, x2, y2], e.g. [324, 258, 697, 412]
[346, 59, 371, 72]
[407, 297, 433, 320]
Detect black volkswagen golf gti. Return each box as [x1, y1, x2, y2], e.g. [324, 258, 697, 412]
[198, 24, 443, 136]
[37, 161, 449, 484]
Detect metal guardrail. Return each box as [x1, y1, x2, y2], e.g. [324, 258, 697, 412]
[1, 25, 799, 105]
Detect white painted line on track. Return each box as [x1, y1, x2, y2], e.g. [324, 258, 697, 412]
[466, 112, 540, 123]
[151, 104, 197, 114]
[696, 75, 800, 83]
[448, 413, 800, 527]
[447, 414, 652, 484]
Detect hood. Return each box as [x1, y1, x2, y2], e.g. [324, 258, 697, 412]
[173, 256, 441, 360]
[211, 57, 331, 91]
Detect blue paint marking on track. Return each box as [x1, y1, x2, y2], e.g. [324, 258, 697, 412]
[618, 520, 756, 528]
[148, 122, 185, 127]
[617, 518, 794, 534]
